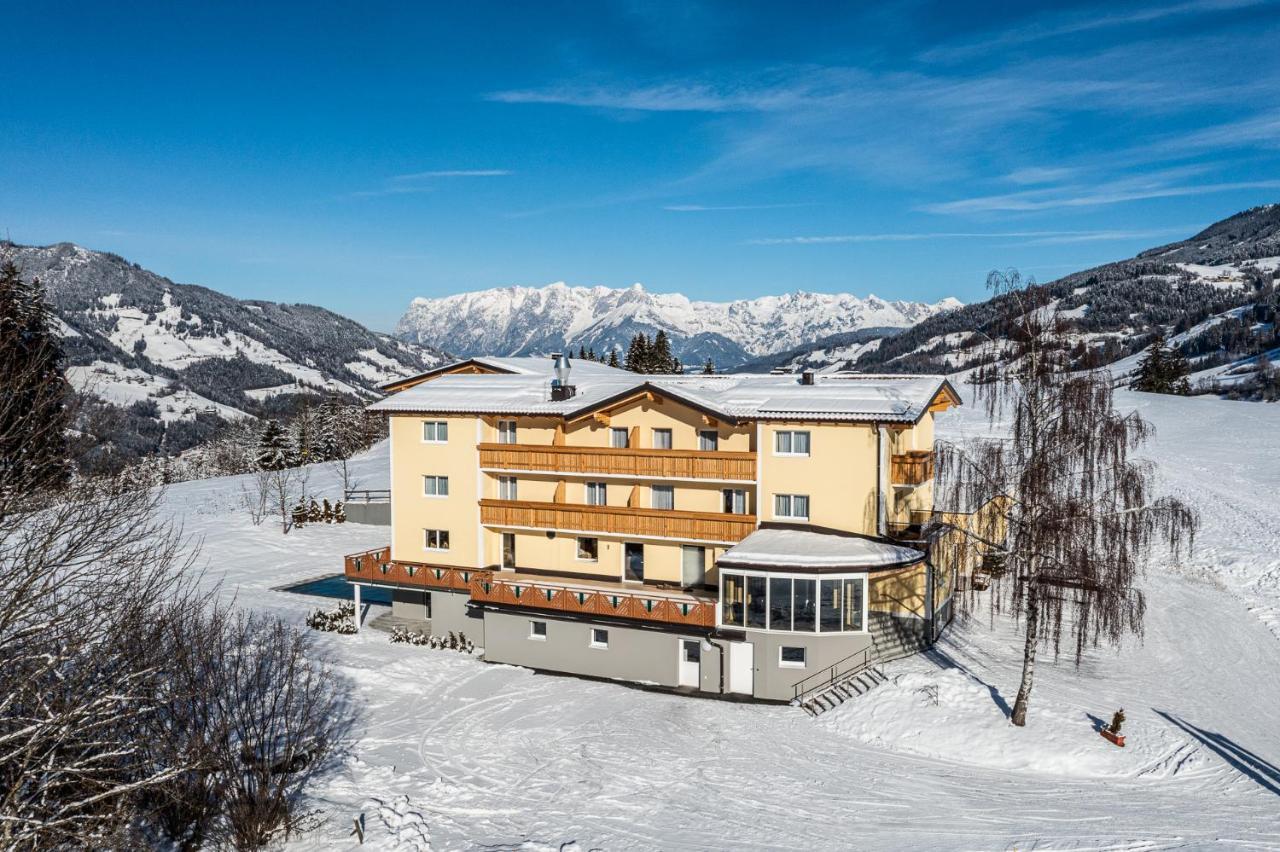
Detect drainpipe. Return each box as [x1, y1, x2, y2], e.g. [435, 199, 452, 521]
[876, 425, 890, 537]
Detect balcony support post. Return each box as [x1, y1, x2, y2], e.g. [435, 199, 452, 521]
[353, 582, 362, 632]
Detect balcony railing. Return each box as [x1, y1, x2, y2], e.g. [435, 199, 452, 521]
[891, 451, 935, 486]
[479, 443, 756, 481]
[469, 571, 716, 628]
[343, 546, 474, 591]
[479, 498, 757, 544]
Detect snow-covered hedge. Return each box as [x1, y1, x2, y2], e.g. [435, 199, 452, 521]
[305, 601, 356, 634]
[389, 626, 475, 653]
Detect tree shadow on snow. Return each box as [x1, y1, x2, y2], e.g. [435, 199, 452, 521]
[1155, 709, 1280, 797]
[922, 648, 1012, 718]
[1085, 713, 1107, 733]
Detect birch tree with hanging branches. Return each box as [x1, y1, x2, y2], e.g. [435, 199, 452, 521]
[935, 270, 1198, 726]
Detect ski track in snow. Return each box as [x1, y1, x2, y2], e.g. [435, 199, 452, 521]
[160, 391, 1280, 850]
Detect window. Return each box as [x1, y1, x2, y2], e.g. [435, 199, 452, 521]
[585, 482, 607, 506]
[820, 578, 842, 632]
[651, 485, 674, 510]
[774, 493, 810, 520]
[722, 572, 744, 627]
[681, 545, 705, 587]
[722, 489, 748, 515]
[502, 533, 516, 569]
[774, 430, 811, 456]
[792, 578, 817, 631]
[698, 430, 719, 451]
[610, 427, 630, 449]
[843, 577, 866, 631]
[590, 628, 609, 649]
[422, 420, 448, 443]
[779, 646, 807, 668]
[651, 428, 673, 450]
[746, 575, 767, 629]
[498, 475, 517, 501]
[424, 529, 450, 551]
[529, 620, 547, 640]
[423, 475, 449, 497]
[769, 576, 793, 630]
[497, 420, 517, 444]
[577, 536, 599, 561]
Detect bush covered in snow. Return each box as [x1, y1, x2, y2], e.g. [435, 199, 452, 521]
[389, 627, 475, 653]
[306, 601, 357, 634]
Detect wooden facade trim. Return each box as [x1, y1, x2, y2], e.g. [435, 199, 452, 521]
[469, 571, 717, 628]
[479, 498, 757, 543]
[478, 443, 757, 481]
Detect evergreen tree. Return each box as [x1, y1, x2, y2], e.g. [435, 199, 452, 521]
[0, 259, 71, 500]
[256, 419, 289, 471]
[577, 345, 587, 360]
[587, 347, 597, 362]
[652, 330, 675, 374]
[624, 333, 649, 372]
[607, 349, 620, 369]
[1131, 334, 1191, 395]
[702, 357, 716, 375]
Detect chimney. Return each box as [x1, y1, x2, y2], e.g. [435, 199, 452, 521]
[550, 352, 576, 400]
[801, 370, 816, 386]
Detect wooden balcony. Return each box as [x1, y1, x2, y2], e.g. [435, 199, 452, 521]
[469, 571, 717, 629]
[891, 451, 935, 487]
[478, 442, 756, 482]
[343, 546, 475, 591]
[479, 498, 756, 544]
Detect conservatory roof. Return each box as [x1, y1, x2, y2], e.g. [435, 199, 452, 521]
[716, 527, 926, 571]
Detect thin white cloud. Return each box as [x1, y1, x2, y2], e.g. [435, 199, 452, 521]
[918, 0, 1267, 63]
[922, 179, 1280, 214]
[748, 228, 1186, 246]
[1004, 167, 1079, 186]
[347, 169, 514, 199]
[664, 202, 813, 212]
[393, 169, 513, 179]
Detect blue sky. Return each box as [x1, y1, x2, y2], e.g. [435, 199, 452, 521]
[3, 0, 1279, 331]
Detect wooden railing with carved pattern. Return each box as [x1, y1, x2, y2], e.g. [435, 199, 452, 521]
[890, 451, 935, 486]
[469, 571, 716, 628]
[479, 443, 756, 481]
[479, 498, 756, 544]
[343, 546, 475, 592]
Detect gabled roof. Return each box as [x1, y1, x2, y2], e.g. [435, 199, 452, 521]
[378, 355, 629, 393]
[369, 366, 962, 425]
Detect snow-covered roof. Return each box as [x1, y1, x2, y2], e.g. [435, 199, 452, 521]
[717, 528, 925, 571]
[377, 355, 628, 390]
[369, 368, 959, 424]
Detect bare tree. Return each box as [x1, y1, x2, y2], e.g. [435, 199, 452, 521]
[936, 270, 1198, 726]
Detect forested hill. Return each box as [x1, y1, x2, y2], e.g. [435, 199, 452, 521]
[850, 205, 1280, 392]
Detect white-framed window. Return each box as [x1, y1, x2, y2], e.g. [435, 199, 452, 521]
[651, 485, 674, 510]
[423, 475, 449, 497]
[585, 481, 607, 506]
[576, 536, 599, 561]
[774, 430, 811, 456]
[422, 420, 448, 443]
[722, 488, 748, 515]
[497, 420, 517, 444]
[590, 627, 609, 649]
[529, 620, 547, 640]
[651, 428, 673, 450]
[424, 529, 450, 551]
[779, 646, 807, 668]
[773, 493, 810, 520]
[698, 430, 719, 451]
[720, 570, 867, 634]
[610, 427, 630, 449]
[498, 475, 518, 501]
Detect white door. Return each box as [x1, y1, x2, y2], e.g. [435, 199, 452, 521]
[679, 639, 701, 687]
[729, 641, 754, 695]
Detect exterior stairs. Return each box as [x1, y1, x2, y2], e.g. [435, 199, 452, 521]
[797, 666, 888, 717]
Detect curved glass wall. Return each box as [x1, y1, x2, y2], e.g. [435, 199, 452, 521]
[720, 569, 866, 633]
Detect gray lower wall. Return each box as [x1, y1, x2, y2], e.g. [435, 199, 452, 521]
[482, 609, 707, 690]
[392, 589, 430, 621]
[433, 589, 484, 645]
[344, 502, 390, 525]
[742, 631, 875, 702]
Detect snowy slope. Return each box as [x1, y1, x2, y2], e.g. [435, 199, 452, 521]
[8, 242, 450, 421]
[397, 282, 961, 368]
[157, 388, 1280, 849]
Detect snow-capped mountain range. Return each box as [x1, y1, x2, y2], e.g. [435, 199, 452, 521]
[396, 283, 962, 368]
[8, 242, 449, 423]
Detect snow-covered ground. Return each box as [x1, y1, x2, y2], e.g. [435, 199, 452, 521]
[162, 390, 1280, 849]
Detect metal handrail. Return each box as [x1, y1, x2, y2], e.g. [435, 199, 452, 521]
[344, 489, 391, 503]
[791, 647, 875, 704]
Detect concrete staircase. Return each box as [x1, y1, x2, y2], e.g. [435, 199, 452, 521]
[797, 666, 888, 717]
[869, 612, 930, 664]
